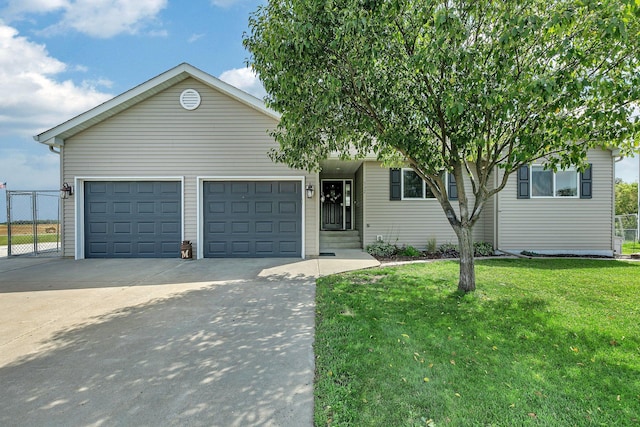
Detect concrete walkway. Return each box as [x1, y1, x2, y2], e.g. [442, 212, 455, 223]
[0, 251, 379, 426]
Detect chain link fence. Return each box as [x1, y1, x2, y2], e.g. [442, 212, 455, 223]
[615, 214, 639, 254]
[2, 190, 61, 257]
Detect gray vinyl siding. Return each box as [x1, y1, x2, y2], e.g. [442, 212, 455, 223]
[362, 161, 487, 249]
[61, 78, 317, 258]
[497, 148, 613, 254]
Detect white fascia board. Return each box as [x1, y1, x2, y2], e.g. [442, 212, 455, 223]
[36, 136, 64, 147]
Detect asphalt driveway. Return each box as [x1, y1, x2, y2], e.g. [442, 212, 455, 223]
[0, 255, 367, 426]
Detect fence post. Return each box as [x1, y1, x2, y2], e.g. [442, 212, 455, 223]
[5, 191, 10, 257]
[32, 192, 38, 255]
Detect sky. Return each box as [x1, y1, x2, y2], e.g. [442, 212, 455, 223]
[0, 0, 638, 221]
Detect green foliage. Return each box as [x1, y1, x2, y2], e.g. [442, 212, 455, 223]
[245, 0, 640, 290]
[615, 179, 638, 215]
[365, 240, 398, 257]
[425, 237, 438, 255]
[437, 241, 493, 257]
[473, 241, 494, 256]
[622, 240, 640, 254]
[398, 245, 422, 257]
[437, 242, 459, 257]
[246, 0, 639, 172]
[314, 259, 640, 425]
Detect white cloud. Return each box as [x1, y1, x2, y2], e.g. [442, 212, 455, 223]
[2, 0, 68, 20]
[188, 33, 205, 43]
[4, 0, 168, 38]
[0, 23, 112, 136]
[52, 0, 167, 38]
[0, 149, 59, 191]
[219, 67, 267, 100]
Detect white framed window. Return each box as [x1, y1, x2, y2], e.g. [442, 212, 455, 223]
[401, 168, 441, 199]
[531, 165, 578, 198]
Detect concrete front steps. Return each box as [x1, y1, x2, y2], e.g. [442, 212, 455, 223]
[319, 230, 362, 250]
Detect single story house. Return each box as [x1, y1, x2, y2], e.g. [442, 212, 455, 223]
[34, 63, 619, 259]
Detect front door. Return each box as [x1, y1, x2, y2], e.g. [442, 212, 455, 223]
[322, 181, 344, 230]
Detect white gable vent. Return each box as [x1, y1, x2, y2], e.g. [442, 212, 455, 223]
[180, 89, 201, 110]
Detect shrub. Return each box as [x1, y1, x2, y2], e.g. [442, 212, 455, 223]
[398, 245, 422, 257]
[438, 242, 459, 257]
[474, 241, 494, 256]
[436, 241, 493, 257]
[425, 237, 438, 254]
[366, 240, 398, 257]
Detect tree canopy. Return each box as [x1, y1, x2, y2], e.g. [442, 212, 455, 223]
[615, 178, 638, 216]
[245, 0, 640, 291]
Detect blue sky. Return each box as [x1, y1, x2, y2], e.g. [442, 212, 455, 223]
[0, 0, 637, 221]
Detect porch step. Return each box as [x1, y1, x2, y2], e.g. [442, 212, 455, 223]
[320, 230, 361, 250]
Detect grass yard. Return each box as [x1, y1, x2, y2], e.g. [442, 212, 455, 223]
[0, 223, 60, 246]
[623, 241, 640, 255]
[0, 234, 60, 246]
[314, 259, 640, 426]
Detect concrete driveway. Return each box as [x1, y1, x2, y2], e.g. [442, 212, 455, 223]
[0, 253, 379, 426]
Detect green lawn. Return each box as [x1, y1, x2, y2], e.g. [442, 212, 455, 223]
[623, 241, 640, 255]
[314, 259, 640, 426]
[0, 234, 60, 246]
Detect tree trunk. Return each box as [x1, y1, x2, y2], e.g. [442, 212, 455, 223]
[455, 224, 476, 293]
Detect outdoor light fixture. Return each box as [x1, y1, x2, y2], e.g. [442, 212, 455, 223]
[60, 182, 73, 199]
[306, 184, 315, 198]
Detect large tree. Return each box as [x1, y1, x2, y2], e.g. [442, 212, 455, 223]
[615, 178, 639, 217]
[244, 0, 640, 292]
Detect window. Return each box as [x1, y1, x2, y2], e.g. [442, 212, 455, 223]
[531, 165, 578, 198]
[401, 169, 439, 199]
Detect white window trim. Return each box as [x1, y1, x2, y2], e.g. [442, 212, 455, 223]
[400, 168, 442, 200]
[530, 165, 579, 199]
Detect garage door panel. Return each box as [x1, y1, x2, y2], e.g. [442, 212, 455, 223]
[161, 201, 179, 213]
[137, 182, 154, 193]
[255, 201, 272, 213]
[279, 241, 298, 254]
[161, 222, 180, 234]
[255, 222, 273, 233]
[232, 182, 249, 193]
[87, 182, 107, 193]
[113, 222, 130, 234]
[88, 202, 107, 214]
[89, 222, 108, 234]
[255, 182, 272, 193]
[89, 242, 107, 255]
[279, 221, 297, 233]
[84, 181, 181, 258]
[231, 202, 249, 213]
[203, 181, 301, 258]
[114, 182, 131, 193]
[278, 201, 297, 214]
[137, 202, 154, 213]
[232, 222, 250, 233]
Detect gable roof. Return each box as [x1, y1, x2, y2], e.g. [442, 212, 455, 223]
[33, 63, 281, 146]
